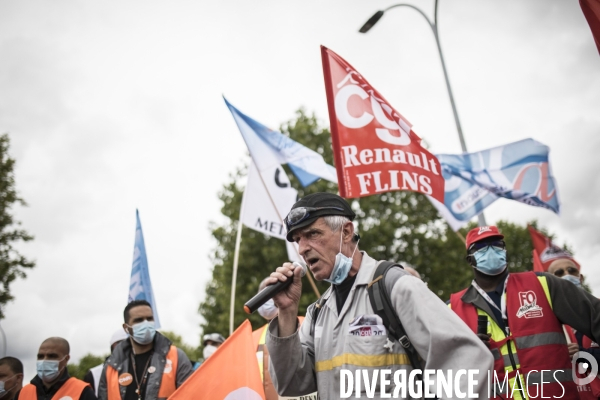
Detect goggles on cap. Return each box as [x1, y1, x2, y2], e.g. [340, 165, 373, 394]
[468, 240, 505, 254]
[284, 206, 345, 231]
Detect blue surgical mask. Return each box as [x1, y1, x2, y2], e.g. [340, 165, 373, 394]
[473, 247, 507, 276]
[37, 356, 66, 383]
[258, 298, 279, 320]
[129, 320, 156, 345]
[562, 274, 582, 288]
[324, 230, 359, 285]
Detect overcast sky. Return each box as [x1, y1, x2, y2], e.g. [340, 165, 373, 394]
[1, 0, 599, 379]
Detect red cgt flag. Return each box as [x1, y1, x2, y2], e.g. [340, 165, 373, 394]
[532, 249, 545, 272]
[528, 225, 579, 272]
[169, 320, 265, 400]
[321, 46, 444, 202]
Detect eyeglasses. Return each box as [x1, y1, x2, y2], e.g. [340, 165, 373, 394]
[468, 241, 505, 254]
[284, 206, 345, 230]
[552, 266, 579, 277]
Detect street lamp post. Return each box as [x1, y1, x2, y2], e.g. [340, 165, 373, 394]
[360, 0, 487, 227]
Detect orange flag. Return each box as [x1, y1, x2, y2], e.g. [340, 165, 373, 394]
[169, 320, 265, 400]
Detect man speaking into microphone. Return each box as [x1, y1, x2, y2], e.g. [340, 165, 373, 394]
[262, 192, 494, 399]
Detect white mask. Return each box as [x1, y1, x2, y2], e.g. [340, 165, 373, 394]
[203, 345, 217, 359]
[258, 298, 279, 320]
[324, 230, 359, 285]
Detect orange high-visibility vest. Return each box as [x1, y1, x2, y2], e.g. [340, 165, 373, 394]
[19, 378, 89, 400]
[106, 346, 178, 400]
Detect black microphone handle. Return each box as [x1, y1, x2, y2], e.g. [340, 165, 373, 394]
[244, 274, 295, 314]
[477, 315, 488, 335]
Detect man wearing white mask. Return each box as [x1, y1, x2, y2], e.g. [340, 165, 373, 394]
[0, 357, 23, 400]
[98, 300, 192, 400]
[201, 333, 225, 361]
[19, 337, 95, 399]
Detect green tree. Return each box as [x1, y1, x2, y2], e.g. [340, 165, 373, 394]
[67, 353, 107, 380]
[160, 331, 201, 361]
[0, 133, 35, 319]
[198, 109, 561, 336]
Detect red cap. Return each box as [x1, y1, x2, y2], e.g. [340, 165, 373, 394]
[465, 226, 504, 249]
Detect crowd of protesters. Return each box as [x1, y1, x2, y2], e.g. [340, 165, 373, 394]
[2, 192, 599, 399]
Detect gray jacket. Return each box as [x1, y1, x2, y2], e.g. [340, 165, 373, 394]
[97, 332, 193, 400]
[266, 252, 494, 399]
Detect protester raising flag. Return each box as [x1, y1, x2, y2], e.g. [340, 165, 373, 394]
[129, 209, 161, 328]
[431, 138, 560, 231]
[168, 320, 265, 400]
[320, 46, 444, 201]
[528, 225, 579, 272]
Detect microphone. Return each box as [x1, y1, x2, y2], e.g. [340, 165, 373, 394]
[477, 315, 488, 335]
[244, 262, 306, 314]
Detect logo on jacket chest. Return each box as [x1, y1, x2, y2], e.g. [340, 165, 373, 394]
[516, 290, 543, 318]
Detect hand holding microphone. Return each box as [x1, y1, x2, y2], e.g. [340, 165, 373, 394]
[244, 261, 306, 314]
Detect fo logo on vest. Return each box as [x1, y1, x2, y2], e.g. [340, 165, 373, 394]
[516, 291, 543, 319]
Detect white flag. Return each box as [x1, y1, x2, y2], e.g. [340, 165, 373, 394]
[241, 162, 302, 262]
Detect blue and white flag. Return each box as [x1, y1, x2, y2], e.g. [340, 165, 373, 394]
[129, 210, 161, 328]
[224, 97, 337, 187]
[432, 138, 560, 230]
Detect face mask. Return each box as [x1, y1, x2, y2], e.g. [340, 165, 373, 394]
[562, 274, 582, 288]
[0, 376, 16, 398]
[129, 320, 156, 345]
[203, 345, 217, 359]
[324, 230, 360, 285]
[37, 356, 66, 383]
[258, 298, 278, 320]
[473, 247, 507, 276]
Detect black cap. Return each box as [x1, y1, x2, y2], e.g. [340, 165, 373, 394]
[285, 192, 355, 242]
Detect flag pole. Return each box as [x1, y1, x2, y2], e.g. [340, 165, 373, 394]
[253, 165, 321, 299]
[230, 218, 244, 336]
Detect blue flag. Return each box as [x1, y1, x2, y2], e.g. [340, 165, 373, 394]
[224, 97, 337, 187]
[433, 138, 559, 230]
[129, 210, 161, 328]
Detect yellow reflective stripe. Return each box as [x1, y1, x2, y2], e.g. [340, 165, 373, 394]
[315, 353, 411, 372]
[537, 275, 553, 309]
[259, 325, 268, 344]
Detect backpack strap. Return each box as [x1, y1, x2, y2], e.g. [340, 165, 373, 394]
[309, 294, 328, 337]
[367, 261, 422, 370]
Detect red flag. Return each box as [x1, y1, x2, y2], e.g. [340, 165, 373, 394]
[532, 249, 545, 272]
[320, 46, 445, 202]
[581, 0, 600, 55]
[528, 225, 579, 272]
[169, 320, 265, 400]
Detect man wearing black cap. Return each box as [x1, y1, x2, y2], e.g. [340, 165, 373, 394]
[264, 192, 494, 399]
[450, 226, 600, 400]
